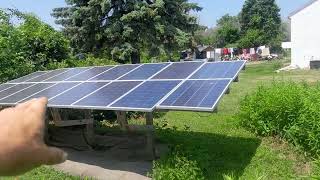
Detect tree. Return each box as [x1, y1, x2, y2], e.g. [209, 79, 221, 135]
[52, 0, 201, 64]
[239, 0, 281, 47]
[215, 14, 240, 47]
[0, 9, 69, 82]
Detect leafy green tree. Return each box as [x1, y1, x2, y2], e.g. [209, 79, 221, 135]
[52, 0, 201, 64]
[0, 9, 69, 82]
[239, 0, 281, 47]
[215, 14, 240, 47]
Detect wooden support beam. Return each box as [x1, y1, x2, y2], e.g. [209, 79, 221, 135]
[84, 110, 95, 146]
[145, 112, 156, 159]
[116, 111, 128, 131]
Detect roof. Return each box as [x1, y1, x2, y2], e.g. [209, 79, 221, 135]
[289, 0, 319, 18]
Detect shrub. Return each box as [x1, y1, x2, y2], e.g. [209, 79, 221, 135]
[152, 150, 205, 180]
[0, 9, 69, 82]
[238, 81, 320, 155]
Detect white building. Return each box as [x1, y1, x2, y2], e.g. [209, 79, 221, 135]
[289, 0, 320, 69]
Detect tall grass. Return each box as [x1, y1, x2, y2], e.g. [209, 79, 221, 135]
[238, 81, 320, 155]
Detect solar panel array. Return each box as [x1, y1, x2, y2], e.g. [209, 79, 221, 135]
[0, 61, 246, 112]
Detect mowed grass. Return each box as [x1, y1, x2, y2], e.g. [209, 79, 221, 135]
[2, 60, 320, 180]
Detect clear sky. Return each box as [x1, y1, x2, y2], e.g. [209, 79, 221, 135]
[0, 0, 311, 29]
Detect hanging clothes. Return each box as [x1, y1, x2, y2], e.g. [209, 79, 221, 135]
[223, 48, 229, 55]
[250, 48, 255, 55]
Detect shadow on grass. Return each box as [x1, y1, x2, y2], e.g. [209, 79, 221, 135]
[156, 128, 261, 179]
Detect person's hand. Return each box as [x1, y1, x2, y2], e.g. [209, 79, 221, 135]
[0, 97, 67, 176]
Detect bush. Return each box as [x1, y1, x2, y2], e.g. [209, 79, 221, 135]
[0, 9, 69, 82]
[152, 149, 205, 180]
[238, 81, 320, 155]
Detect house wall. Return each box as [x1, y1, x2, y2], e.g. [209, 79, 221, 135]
[291, 0, 320, 68]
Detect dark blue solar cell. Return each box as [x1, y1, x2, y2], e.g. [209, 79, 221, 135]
[8, 71, 49, 83]
[0, 83, 50, 103]
[23, 82, 80, 102]
[152, 62, 203, 79]
[190, 61, 245, 79]
[49, 82, 108, 105]
[120, 63, 169, 80]
[26, 69, 69, 82]
[160, 80, 230, 109]
[66, 66, 114, 81]
[74, 81, 141, 107]
[0, 84, 15, 92]
[111, 81, 181, 110]
[90, 65, 140, 80]
[44, 68, 91, 82]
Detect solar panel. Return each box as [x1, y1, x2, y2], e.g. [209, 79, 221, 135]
[23, 82, 80, 102]
[120, 63, 169, 80]
[73, 81, 141, 108]
[110, 80, 181, 111]
[158, 80, 231, 111]
[44, 68, 91, 82]
[190, 61, 245, 80]
[0, 84, 15, 92]
[0, 61, 245, 112]
[152, 62, 203, 79]
[26, 69, 69, 82]
[0, 83, 54, 104]
[65, 66, 114, 81]
[8, 71, 48, 83]
[49, 82, 108, 106]
[90, 65, 140, 80]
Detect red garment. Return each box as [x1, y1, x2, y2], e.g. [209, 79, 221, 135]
[223, 48, 229, 55]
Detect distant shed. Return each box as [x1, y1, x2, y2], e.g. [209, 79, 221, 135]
[289, 0, 320, 69]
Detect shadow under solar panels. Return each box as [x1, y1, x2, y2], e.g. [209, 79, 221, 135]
[110, 80, 181, 111]
[158, 79, 231, 111]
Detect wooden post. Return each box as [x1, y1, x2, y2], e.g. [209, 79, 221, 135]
[116, 111, 128, 131]
[84, 110, 95, 146]
[145, 112, 155, 159]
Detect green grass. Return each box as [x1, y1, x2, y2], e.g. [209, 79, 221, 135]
[2, 59, 320, 179]
[152, 60, 320, 180]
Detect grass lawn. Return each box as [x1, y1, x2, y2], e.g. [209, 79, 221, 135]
[2, 59, 320, 180]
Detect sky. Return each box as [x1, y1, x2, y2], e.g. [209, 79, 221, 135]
[0, 0, 311, 29]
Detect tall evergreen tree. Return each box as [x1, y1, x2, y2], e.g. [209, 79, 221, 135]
[239, 0, 281, 48]
[52, 0, 201, 64]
